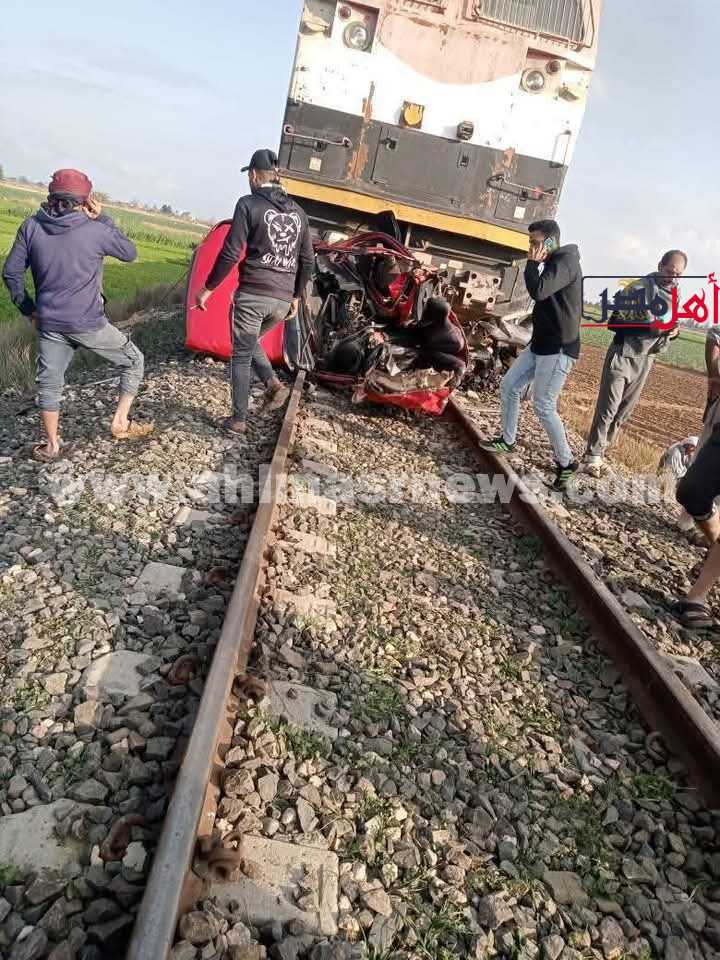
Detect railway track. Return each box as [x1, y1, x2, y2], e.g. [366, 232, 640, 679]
[124, 376, 720, 960]
[461, 390, 720, 724]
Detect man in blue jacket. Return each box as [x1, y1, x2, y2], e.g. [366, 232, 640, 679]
[3, 168, 152, 461]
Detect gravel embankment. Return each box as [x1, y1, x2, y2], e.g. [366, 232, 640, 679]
[457, 389, 720, 720]
[173, 388, 720, 960]
[0, 313, 286, 960]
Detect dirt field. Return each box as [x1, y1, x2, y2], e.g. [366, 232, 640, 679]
[563, 343, 707, 454]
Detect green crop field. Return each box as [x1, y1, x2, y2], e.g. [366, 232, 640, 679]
[0, 182, 209, 325]
[581, 306, 707, 371]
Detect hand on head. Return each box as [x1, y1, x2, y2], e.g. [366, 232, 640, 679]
[83, 196, 102, 219]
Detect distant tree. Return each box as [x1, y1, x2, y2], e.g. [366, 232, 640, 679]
[160, 203, 174, 215]
[18, 175, 29, 184]
[0, 164, 4, 180]
[94, 191, 109, 203]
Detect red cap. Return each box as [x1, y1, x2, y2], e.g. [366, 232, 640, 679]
[48, 168, 93, 199]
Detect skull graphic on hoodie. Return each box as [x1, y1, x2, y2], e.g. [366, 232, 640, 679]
[262, 210, 302, 270]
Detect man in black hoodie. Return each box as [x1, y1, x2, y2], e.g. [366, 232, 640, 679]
[194, 149, 314, 433]
[483, 220, 582, 490]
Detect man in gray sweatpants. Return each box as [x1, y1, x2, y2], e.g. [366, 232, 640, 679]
[3, 168, 151, 461]
[583, 250, 687, 474]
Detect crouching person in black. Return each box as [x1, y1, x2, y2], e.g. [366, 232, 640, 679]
[416, 297, 467, 382]
[674, 426, 720, 628]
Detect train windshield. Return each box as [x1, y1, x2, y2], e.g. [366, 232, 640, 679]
[473, 0, 589, 44]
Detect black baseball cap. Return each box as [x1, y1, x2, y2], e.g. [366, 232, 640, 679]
[241, 149, 279, 173]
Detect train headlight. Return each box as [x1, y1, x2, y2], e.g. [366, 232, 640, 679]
[521, 69, 546, 93]
[344, 21, 371, 51]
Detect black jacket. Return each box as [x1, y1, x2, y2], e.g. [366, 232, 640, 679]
[415, 296, 464, 355]
[525, 244, 582, 359]
[206, 185, 314, 302]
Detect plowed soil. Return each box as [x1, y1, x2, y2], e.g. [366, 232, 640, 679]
[566, 343, 707, 449]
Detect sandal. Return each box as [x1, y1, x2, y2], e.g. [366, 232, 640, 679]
[672, 599, 715, 630]
[32, 443, 61, 463]
[111, 420, 155, 440]
[263, 385, 290, 413]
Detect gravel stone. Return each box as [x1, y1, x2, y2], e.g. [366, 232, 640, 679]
[9, 929, 49, 960]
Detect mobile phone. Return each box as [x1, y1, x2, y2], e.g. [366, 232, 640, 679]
[543, 237, 558, 254]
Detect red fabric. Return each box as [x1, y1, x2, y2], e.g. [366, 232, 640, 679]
[48, 169, 92, 198]
[185, 220, 286, 365]
[364, 388, 452, 416]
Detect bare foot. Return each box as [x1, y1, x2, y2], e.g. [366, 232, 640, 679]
[32, 442, 61, 462]
[220, 417, 247, 435]
[111, 420, 155, 440]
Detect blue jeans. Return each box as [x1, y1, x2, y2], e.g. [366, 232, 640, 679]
[231, 292, 290, 420]
[36, 324, 144, 412]
[500, 347, 575, 466]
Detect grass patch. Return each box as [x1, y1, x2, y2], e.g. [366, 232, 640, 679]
[469, 864, 506, 894]
[267, 716, 331, 762]
[349, 792, 393, 865]
[499, 657, 523, 681]
[353, 673, 405, 725]
[12, 679, 51, 713]
[545, 589, 584, 636]
[516, 534, 541, 566]
[408, 900, 472, 960]
[106, 280, 185, 327]
[62, 748, 94, 785]
[362, 900, 473, 960]
[555, 793, 617, 873]
[366, 625, 420, 663]
[392, 739, 420, 765]
[0, 318, 35, 393]
[519, 699, 560, 735]
[0, 864, 21, 888]
[470, 863, 544, 902]
[632, 773, 676, 801]
[358, 792, 393, 822]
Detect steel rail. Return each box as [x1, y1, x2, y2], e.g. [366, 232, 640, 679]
[127, 372, 306, 960]
[448, 398, 720, 806]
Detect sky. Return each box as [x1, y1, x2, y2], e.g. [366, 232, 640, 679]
[1, 0, 719, 283]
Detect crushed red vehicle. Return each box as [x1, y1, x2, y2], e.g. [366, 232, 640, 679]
[185, 229, 468, 416]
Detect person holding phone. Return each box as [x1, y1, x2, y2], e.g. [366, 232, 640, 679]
[483, 219, 582, 491]
[2, 169, 152, 461]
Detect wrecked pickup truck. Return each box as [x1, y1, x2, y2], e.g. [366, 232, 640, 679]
[185, 225, 526, 415]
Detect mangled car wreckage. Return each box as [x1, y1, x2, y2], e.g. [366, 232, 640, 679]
[186, 223, 530, 415]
